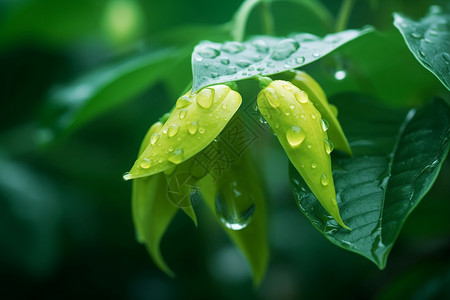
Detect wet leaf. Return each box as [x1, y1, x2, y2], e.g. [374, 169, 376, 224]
[290, 94, 450, 269]
[394, 6, 450, 91]
[191, 26, 372, 92]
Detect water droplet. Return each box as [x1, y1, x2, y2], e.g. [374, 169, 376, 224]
[251, 39, 269, 54]
[286, 126, 306, 146]
[248, 67, 254, 71]
[410, 32, 421, 39]
[198, 127, 206, 134]
[197, 45, 220, 58]
[211, 72, 219, 78]
[179, 109, 187, 120]
[320, 174, 329, 186]
[221, 104, 228, 109]
[320, 119, 329, 132]
[295, 56, 305, 64]
[334, 70, 347, 80]
[168, 124, 179, 137]
[271, 38, 300, 60]
[256, 66, 265, 72]
[226, 66, 238, 75]
[236, 60, 251, 68]
[428, 29, 438, 36]
[252, 55, 263, 62]
[187, 121, 198, 135]
[150, 133, 160, 145]
[140, 158, 151, 169]
[220, 58, 230, 65]
[215, 189, 255, 231]
[289, 104, 295, 109]
[275, 123, 279, 128]
[265, 88, 281, 108]
[285, 112, 290, 116]
[168, 148, 183, 164]
[419, 50, 426, 57]
[197, 88, 214, 109]
[311, 112, 316, 119]
[176, 95, 192, 108]
[324, 139, 334, 154]
[194, 56, 203, 62]
[222, 41, 246, 53]
[312, 52, 320, 58]
[311, 161, 317, 169]
[267, 61, 275, 68]
[294, 90, 308, 103]
[442, 53, 450, 63]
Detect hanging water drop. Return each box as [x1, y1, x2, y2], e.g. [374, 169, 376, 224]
[271, 39, 300, 60]
[197, 88, 214, 109]
[320, 119, 329, 132]
[167, 124, 179, 137]
[324, 139, 334, 154]
[286, 126, 306, 146]
[215, 189, 255, 231]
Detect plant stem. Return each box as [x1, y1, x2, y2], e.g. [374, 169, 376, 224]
[335, 0, 355, 32]
[260, 1, 274, 36]
[231, 0, 262, 41]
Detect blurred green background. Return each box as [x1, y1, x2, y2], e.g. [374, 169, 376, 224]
[1, 0, 449, 299]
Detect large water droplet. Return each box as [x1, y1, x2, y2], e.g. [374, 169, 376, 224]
[187, 121, 198, 135]
[236, 60, 251, 68]
[271, 38, 300, 60]
[197, 45, 220, 58]
[215, 189, 255, 231]
[320, 174, 329, 186]
[320, 119, 329, 132]
[286, 126, 306, 146]
[179, 109, 187, 120]
[324, 139, 334, 154]
[265, 88, 280, 108]
[294, 90, 308, 103]
[176, 95, 192, 108]
[168, 148, 183, 164]
[168, 124, 179, 137]
[140, 158, 151, 169]
[197, 88, 214, 109]
[150, 133, 160, 145]
[222, 41, 245, 54]
[251, 39, 269, 54]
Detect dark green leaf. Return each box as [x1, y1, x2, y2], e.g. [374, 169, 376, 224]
[39, 47, 191, 142]
[394, 6, 450, 91]
[290, 95, 450, 269]
[191, 27, 373, 92]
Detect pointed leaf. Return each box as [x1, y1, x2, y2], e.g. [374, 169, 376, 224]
[290, 95, 450, 269]
[394, 6, 450, 91]
[191, 26, 372, 91]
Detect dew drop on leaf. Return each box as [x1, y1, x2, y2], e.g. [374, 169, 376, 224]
[251, 39, 269, 54]
[150, 133, 160, 145]
[168, 148, 183, 164]
[312, 52, 320, 58]
[220, 58, 230, 65]
[176, 95, 192, 108]
[187, 121, 198, 135]
[197, 46, 220, 58]
[198, 127, 206, 134]
[271, 38, 300, 60]
[236, 60, 251, 68]
[226, 66, 238, 75]
[168, 124, 179, 137]
[286, 126, 306, 146]
[140, 158, 151, 169]
[295, 56, 305, 64]
[265, 88, 281, 108]
[197, 88, 214, 109]
[179, 109, 187, 120]
[222, 41, 245, 54]
[311, 161, 317, 169]
[215, 189, 255, 231]
[320, 174, 329, 186]
[294, 90, 308, 103]
[324, 139, 334, 154]
[320, 119, 329, 132]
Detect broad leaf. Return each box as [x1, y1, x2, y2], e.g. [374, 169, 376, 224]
[290, 95, 450, 269]
[39, 47, 190, 142]
[394, 6, 450, 91]
[191, 27, 372, 92]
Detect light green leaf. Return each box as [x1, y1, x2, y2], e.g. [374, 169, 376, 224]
[394, 6, 450, 91]
[290, 95, 450, 269]
[191, 27, 372, 92]
[40, 47, 190, 142]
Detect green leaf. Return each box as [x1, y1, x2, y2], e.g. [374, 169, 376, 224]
[393, 6, 450, 91]
[198, 156, 269, 285]
[289, 95, 450, 269]
[191, 27, 373, 92]
[39, 47, 190, 142]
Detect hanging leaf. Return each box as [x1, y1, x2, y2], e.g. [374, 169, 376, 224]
[394, 5, 450, 91]
[290, 94, 450, 269]
[191, 26, 372, 92]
